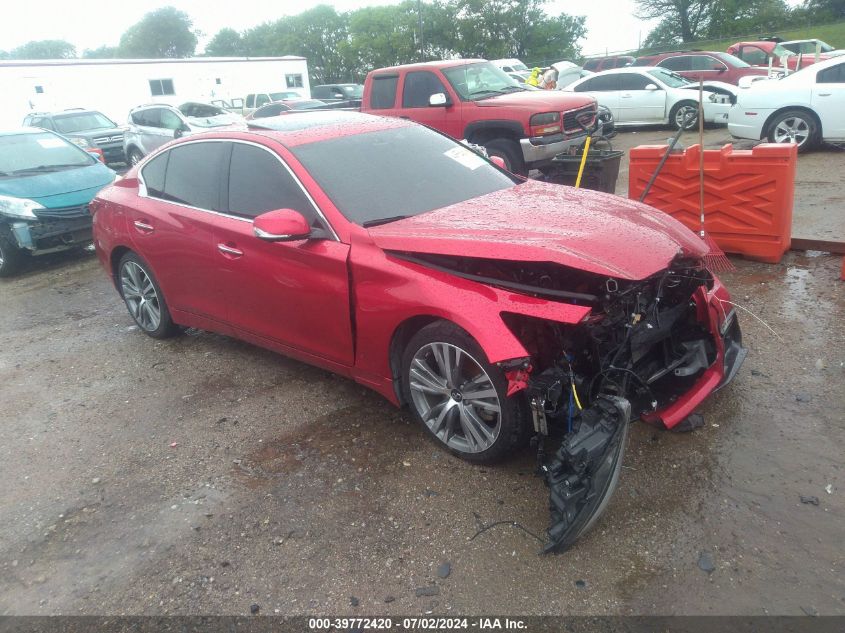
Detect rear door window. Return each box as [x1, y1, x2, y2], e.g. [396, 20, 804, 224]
[160, 142, 228, 210]
[575, 74, 620, 92]
[227, 142, 317, 222]
[140, 152, 168, 197]
[370, 75, 399, 109]
[659, 56, 692, 71]
[817, 62, 845, 83]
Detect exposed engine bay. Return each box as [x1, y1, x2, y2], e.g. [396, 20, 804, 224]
[394, 251, 738, 553]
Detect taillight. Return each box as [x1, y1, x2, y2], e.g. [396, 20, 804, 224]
[529, 112, 562, 137]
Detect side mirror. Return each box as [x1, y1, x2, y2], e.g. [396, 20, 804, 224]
[174, 123, 190, 139]
[490, 155, 507, 169]
[253, 209, 311, 242]
[429, 92, 450, 107]
[716, 66, 726, 73]
[645, 83, 659, 91]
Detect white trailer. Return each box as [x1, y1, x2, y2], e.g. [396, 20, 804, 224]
[0, 56, 310, 127]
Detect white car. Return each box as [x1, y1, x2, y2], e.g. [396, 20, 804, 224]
[565, 67, 737, 129]
[490, 58, 531, 82]
[728, 56, 845, 152]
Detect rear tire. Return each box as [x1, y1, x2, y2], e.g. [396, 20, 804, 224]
[118, 251, 179, 339]
[401, 321, 526, 464]
[766, 109, 818, 153]
[0, 226, 27, 278]
[483, 138, 526, 176]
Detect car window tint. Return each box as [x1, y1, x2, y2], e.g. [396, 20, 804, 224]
[246, 94, 255, 108]
[403, 71, 449, 108]
[740, 46, 768, 65]
[618, 73, 652, 90]
[141, 152, 168, 197]
[256, 94, 270, 107]
[583, 60, 598, 71]
[141, 109, 162, 127]
[370, 75, 399, 109]
[576, 74, 620, 91]
[817, 63, 845, 83]
[691, 55, 724, 71]
[161, 142, 227, 210]
[660, 56, 692, 71]
[228, 143, 316, 221]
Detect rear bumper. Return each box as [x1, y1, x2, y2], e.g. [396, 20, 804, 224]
[728, 108, 770, 140]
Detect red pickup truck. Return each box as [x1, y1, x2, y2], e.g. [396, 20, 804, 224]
[361, 59, 597, 175]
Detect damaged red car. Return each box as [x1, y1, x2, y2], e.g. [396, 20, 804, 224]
[91, 111, 746, 553]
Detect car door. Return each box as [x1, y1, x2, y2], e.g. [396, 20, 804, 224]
[616, 72, 666, 123]
[688, 55, 729, 83]
[399, 70, 452, 135]
[572, 74, 621, 121]
[658, 55, 693, 81]
[128, 140, 231, 329]
[212, 140, 354, 367]
[812, 62, 845, 139]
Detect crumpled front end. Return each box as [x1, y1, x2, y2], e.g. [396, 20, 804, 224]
[498, 255, 746, 552]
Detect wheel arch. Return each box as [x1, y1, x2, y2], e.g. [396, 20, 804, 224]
[762, 105, 822, 140]
[109, 244, 134, 293]
[389, 315, 457, 406]
[463, 121, 524, 145]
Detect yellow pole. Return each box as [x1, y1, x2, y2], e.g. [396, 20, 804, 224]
[574, 136, 591, 189]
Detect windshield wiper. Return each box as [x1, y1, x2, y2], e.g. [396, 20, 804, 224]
[362, 215, 410, 228]
[468, 89, 509, 99]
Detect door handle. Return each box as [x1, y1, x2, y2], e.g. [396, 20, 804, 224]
[621, 94, 632, 98]
[133, 220, 154, 233]
[817, 92, 831, 97]
[217, 243, 244, 258]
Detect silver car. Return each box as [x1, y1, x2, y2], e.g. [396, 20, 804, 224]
[123, 102, 244, 165]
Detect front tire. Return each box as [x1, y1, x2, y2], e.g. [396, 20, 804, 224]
[767, 109, 818, 152]
[483, 138, 526, 176]
[0, 226, 27, 278]
[670, 101, 699, 130]
[118, 252, 179, 338]
[401, 321, 525, 463]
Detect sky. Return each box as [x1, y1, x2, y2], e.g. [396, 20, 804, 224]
[0, 0, 656, 59]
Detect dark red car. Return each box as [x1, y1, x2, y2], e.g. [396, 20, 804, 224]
[91, 111, 745, 552]
[727, 40, 834, 71]
[632, 51, 771, 85]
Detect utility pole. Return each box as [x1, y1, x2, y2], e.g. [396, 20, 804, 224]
[418, 0, 425, 61]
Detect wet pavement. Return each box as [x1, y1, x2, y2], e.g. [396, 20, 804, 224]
[0, 164, 844, 618]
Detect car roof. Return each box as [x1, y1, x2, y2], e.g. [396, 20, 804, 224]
[222, 111, 413, 148]
[582, 66, 660, 75]
[371, 59, 487, 73]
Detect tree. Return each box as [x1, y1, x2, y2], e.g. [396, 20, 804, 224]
[83, 46, 120, 59]
[119, 7, 198, 58]
[205, 28, 244, 56]
[802, 0, 845, 19]
[10, 40, 76, 59]
[635, 0, 711, 43]
[706, 0, 791, 40]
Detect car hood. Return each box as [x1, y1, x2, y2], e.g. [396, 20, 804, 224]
[473, 90, 595, 110]
[368, 180, 708, 281]
[0, 162, 115, 208]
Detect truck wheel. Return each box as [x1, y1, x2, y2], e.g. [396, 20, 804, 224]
[483, 139, 526, 176]
[0, 226, 27, 278]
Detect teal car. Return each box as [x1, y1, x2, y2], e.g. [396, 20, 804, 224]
[0, 128, 115, 277]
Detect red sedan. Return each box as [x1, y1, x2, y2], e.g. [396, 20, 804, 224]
[91, 111, 745, 552]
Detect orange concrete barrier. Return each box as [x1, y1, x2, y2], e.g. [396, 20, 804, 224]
[629, 143, 797, 264]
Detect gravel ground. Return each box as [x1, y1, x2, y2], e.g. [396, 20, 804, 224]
[0, 133, 843, 617]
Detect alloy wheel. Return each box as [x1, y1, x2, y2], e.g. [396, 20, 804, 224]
[773, 116, 810, 146]
[120, 261, 161, 332]
[408, 342, 502, 454]
[675, 104, 698, 129]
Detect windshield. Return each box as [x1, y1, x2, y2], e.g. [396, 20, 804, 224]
[290, 125, 518, 226]
[270, 91, 300, 100]
[0, 132, 94, 177]
[442, 62, 525, 100]
[52, 112, 115, 133]
[784, 40, 834, 54]
[772, 44, 794, 58]
[647, 67, 690, 87]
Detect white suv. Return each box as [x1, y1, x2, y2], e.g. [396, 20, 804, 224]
[123, 102, 244, 165]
